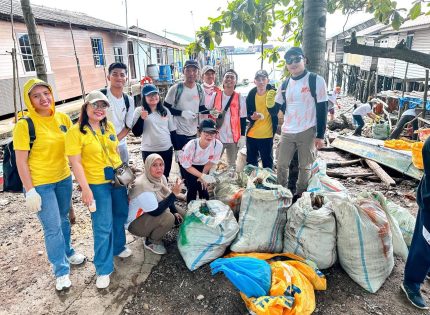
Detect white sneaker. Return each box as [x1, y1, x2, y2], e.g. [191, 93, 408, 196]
[117, 246, 132, 258]
[56, 274, 71, 291]
[68, 252, 86, 265]
[96, 275, 110, 289]
[144, 239, 167, 255]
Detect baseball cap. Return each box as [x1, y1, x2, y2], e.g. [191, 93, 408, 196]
[254, 69, 269, 79]
[202, 65, 215, 75]
[141, 84, 159, 96]
[199, 119, 217, 133]
[28, 81, 51, 94]
[284, 47, 304, 59]
[86, 90, 110, 105]
[184, 59, 200, 69]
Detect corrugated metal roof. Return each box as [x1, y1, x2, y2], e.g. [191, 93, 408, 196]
[327, 18, 377, 39]
[0, 0, 126, 32]
[355, 23, 390, 37]
[124, 34, 183, 50]
[382, 14, 430, 33]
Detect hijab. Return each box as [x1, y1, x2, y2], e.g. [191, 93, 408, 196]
[129, 154, 171, 202]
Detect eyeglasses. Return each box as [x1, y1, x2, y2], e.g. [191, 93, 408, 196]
[89, 101, 109, 109]
[286, 56, 304, 65]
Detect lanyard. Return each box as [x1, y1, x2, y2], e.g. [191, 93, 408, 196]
[88, 124, 117, 169]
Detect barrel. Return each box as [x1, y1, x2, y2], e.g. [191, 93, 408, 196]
[147, 64, 159, 81]
[159, 65, 172, 82]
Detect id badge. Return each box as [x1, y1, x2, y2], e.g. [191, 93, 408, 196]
[104, 167, 115, 180]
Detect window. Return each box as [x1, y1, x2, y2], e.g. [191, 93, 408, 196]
[113, 47, 123, 63]
[17, 33, 35, 72]
[331, 40, 335, 52]
[406, 33, 414, 49]
[91, 38, 105, 66]
[156, 48, 163, 64]
[128, 41, 136, 79]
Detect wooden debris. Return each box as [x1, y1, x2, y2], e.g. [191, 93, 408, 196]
[326, 158, 362, 168]
[365, 159, 396, 187]
[326, 170, 374, 178]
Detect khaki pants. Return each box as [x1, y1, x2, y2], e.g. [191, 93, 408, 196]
[221, 143, 239, 168]
[277, 127, 316, 194]
[128, 210, 175, 244]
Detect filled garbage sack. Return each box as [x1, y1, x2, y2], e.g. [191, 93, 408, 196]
[178, 200, 239, 271]
[372, 120, 390, 140]
[230, 166, 292, 253]
[307, 159, 348, 193]
[333, 192, 394, 293]
[214, 169, 246, 216]
[210, 257, 271, 298]
[283, 192, 337, 269]
[386, 200, 416, 246]
[225, 252, 326, 315]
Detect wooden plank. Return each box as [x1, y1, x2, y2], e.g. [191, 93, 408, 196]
[326, 158, 362, 168]
[326, 170, 374, 178]
[365, 159, 396, 187]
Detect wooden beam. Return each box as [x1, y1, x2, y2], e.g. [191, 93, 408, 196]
[326, 158, 362, 168]
[344, 43, 430, 69]
[326, 170, 374, 178]
[365, 159, 396, 187]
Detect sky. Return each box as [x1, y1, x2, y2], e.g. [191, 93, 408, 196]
[30, 0, 415, 46]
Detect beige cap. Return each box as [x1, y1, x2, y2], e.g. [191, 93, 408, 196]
[85, 90, 110, 105]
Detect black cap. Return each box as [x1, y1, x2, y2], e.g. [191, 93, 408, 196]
[184, 60, 200, 69]
[284, 47, 304, 60]
[254, 69, 269, 79]
[199, 119, 217, 133]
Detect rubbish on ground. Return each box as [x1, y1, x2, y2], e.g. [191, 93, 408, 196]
[325, 158, 362, 167]
[284, 192, 337, 269]
[178, 200, 239, 271]
[214, 170, 246, 216]
[364, 159, 396, 187]
[210, 257, 271, 298]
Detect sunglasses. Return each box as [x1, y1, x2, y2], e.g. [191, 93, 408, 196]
[89, 101, 109, 110]
[286, 56, 304, 65]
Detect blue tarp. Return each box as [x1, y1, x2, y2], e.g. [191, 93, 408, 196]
[398, 97, 430, 110]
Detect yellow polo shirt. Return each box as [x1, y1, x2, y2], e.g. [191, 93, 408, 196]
[65, 122, 122, 184]
[248, 92, 273, 139]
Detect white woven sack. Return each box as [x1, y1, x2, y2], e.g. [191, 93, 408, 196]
[333, 196, 394, 293]
[386, 200, 416, 246]
[178, 200, 239, 271]
[283, 192, 337, 269]
[307, 158, 348, 193]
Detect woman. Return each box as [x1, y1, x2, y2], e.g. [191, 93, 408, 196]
[13, 79, 85, 291]
[65, 90, 130, 289]
[179, 119, 222, 203]
[132, 84, 177, 179]
[127, 154, 184, 255]
[402, 136, 430, 310]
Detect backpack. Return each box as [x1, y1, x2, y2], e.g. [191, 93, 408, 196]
[174, 82, 205, 107]
[281, 72, 317, 106]
[3, 117, 36, 192]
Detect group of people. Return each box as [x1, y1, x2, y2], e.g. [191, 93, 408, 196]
[12, 46, 430, 310]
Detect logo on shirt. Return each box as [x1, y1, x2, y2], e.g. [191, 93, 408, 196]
[301, 86, 311, 93]
[109, 134, 116, 141]
[59, 125, 67, 133]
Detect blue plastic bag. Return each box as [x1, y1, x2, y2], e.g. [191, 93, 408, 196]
[210, 257, 271, 298]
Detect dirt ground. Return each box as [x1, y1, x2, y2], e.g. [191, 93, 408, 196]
[1, 96, 429, 314]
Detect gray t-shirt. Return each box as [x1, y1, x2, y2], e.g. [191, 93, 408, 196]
[132, 107, 176, 151]
[164, 83, 204, 136]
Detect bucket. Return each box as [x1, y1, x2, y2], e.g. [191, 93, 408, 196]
[147, 64, 159, 81]
[159, 65, 172, 82]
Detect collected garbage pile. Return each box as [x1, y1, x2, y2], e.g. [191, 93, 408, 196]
[177, 162, 416, 314]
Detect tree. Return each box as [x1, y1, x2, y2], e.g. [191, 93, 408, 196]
[191, 0, 429, 77]
[20, 0, 47, 82]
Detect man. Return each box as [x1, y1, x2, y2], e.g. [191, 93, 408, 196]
[245, 70, 279, 169]
[327, 86, 341, 121]
[275, 47, 328, 199]
[201, 65, 220, 120]
[104, 62, 135, 163]
[210, 69, 247, 168]
[389, 106, 419, 140]
[164, 60, 207, 175]
[352, 101, 377, 136]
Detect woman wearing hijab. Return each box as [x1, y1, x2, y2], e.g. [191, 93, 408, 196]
[127, 154, 184, 255]
[13, 79, 86, 291]
[401, 137, 430, 310]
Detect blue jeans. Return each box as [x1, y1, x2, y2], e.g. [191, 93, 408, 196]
[89, 183, 128, 276]
[353, 115, 365, 136]
[33, 175, 73, 277]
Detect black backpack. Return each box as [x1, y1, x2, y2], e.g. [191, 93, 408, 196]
[3, 117, 36, 192]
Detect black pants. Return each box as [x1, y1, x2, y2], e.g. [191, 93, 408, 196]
[389, 115, 418, 140]
[183, 164, 209, 204]
[288, 151, 299, 195]
[353, 115, 365, 136]
[175, 134, 197, 180]
[142, 147, 173, 179]
[246, 136, 273, 169]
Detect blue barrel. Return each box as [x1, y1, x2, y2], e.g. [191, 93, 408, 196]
[159, 65, 172, 82]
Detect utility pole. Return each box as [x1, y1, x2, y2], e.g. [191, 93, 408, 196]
[20, 0, 47, 82]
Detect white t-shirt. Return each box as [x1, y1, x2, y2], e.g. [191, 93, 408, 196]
[132, 107, 176, 151]
[275, 73, 328, 134]
[165, 83, 205, 136]
[402, 108, 416, 117]
[179, 138, 223, 169]
[105, 89, 135, 145]
[353, 103, 372, 116]
[126, 191, 158, 229]
[327, 90, 339, 110]
[214, 92, 247, 144]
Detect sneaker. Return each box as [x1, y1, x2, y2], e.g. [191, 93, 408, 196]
[401, 282, 429, 310]
[68, 252, 86, 265]
[144, 239, 167, 255]
[56, 274, 71, 291]
[117, 246, 132, 258]
[96, 275, 110, 289]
